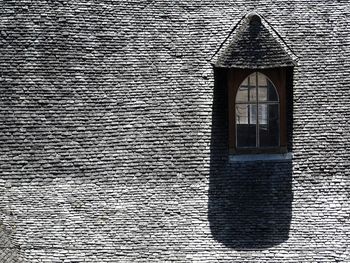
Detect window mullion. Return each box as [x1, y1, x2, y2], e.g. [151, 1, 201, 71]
[256, 72, 259, 148]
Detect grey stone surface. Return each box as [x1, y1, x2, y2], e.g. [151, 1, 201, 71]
[0, 0, 349, 262]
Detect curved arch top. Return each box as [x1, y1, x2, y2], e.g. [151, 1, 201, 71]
[235, 72, 279, 103]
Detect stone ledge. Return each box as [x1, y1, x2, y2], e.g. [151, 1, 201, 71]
[229, 152, 293, 162]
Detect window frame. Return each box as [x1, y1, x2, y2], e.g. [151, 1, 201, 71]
[228, 68, 288, 154]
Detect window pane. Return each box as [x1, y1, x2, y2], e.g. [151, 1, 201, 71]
[258, 104, 268, 125]
[259, 104, 279, 147]
[257, 74, 278, 102]
[236, 104, 248, 124]
[249, 85, 256, 102]
[236, 86, 248, 102]
[248, 73, 257, 102]
[249, 104, 257, 124]
[249, 73, 256, 86]
[258, 86, 268, 101]
[237, 73, 257, 102]
[267, 82, 278, 101]
[257, 72, 267, 86]
[236, 104, 256, 147]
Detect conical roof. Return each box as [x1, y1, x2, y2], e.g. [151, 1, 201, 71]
[211, 13, 297, 68]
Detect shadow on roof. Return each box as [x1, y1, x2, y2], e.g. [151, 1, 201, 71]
[207, 68, 293, 250]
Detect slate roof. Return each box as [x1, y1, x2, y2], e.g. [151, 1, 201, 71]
[0, 1, 349, 262]
[212, 13, 297, 68]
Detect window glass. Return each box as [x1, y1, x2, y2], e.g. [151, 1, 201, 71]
[249, 104, 257, 124]
[235, 72, 280, 149]
[236, 104, 248, 124]
[258, 104, 268, 125]
[258, 86, 267, 101]
[236, 86, 248, 102]
[236, 85, 256, 102]
[249, 85, 256, 102]
[267, 82, 278, 101]
[241, 78, 248, 86]
[257, 72, 267, 86]
[257, 78, 278, 102]
[249, 73, 256, 87]
[259, 104, 279, 147]
[236, 104, 256, 147]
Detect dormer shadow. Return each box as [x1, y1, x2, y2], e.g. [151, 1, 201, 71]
[207, 68, 293, 250]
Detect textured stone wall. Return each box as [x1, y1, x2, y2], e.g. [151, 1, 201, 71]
[0, 0, 349, 262]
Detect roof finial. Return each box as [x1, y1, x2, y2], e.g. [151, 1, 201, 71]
[247, 12, 261, 25]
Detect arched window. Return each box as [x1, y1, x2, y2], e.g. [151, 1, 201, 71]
[235, 72, 279, 149]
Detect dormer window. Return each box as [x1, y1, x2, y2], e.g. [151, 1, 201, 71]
[211, 12, 297, 156]
[229, 68, 288, 154]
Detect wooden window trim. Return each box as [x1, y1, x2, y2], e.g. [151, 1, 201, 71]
[228, 68, 288, 154]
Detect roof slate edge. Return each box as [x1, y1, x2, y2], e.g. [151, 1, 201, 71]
[210, 12, 298, 68]
[213, 63, 296, 69]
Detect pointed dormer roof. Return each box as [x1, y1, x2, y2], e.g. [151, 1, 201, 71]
[211, 13, 297, 68]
